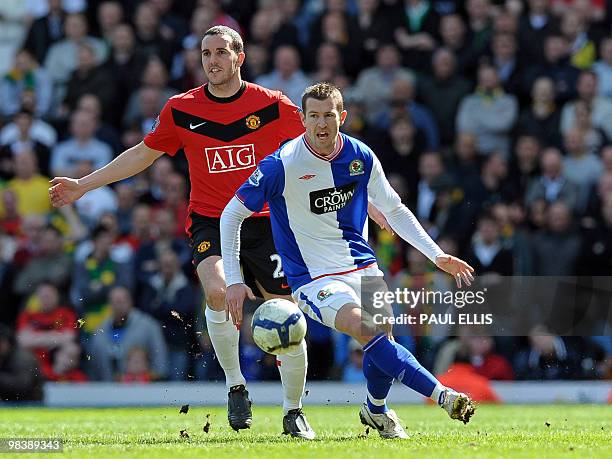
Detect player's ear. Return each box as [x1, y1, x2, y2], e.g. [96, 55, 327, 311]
[237, 51, 245, 67]
[339, 110, 348, 125]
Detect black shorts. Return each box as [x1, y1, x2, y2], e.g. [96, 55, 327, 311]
[188, 213, 291, 297]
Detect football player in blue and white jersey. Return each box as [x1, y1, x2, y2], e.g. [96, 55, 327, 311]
[220, 82, 476, 438]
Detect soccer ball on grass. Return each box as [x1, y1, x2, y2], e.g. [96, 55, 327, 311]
[251, 298, 307, 354]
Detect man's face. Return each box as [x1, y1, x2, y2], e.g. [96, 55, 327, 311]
[300, 97, 346, 155]
[201, 34, 244, 86]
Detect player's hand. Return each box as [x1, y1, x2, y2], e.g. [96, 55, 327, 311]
[368, 202, 394, 235]
[435, 254, 475, 288]
[49, 177, 86, 207]
[225, 283, 256, 327]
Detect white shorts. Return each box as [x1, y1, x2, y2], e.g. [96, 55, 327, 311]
[292, 264, 384, 330]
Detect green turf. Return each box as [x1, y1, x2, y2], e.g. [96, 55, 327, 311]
[0, 405, 610, 458]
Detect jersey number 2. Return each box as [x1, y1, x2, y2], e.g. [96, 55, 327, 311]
[270, 254, 285, 279]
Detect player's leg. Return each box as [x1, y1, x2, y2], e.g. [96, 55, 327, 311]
[189, 214, 250, 430]
[334, 303, 476, 424]
[239, 217, 312, 438]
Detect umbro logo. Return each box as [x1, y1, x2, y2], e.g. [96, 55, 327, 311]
[189, 121, 207, 129]
[299, 174, 316, 180]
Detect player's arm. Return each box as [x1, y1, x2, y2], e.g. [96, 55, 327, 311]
[220, 196, 256, 326]
[49, 141, 164, 207]
[220, 156, 282, 326]
[367, 155, 475, 287]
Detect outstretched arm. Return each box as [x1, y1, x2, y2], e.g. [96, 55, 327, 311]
[367, 156, 474, 287]
[49, 141, 164, 207]
[220, 196, 256, 326]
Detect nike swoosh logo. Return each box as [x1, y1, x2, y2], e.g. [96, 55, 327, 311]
[281, 283, 290, 289]
[189, 121, 207, 129]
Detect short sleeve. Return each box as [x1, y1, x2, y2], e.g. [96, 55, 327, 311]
[143, 100, 182, 155]
[236, 154, 284, 213]
[277, 93, 304, 144]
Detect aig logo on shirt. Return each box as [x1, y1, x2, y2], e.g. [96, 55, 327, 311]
[310, 182, 357, 214]
[205, 144, 256, 173]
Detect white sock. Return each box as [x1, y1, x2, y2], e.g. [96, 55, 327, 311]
[430, 383, 446, 405]
[276, 340, 307, 414]
[205, 306, 246, 389]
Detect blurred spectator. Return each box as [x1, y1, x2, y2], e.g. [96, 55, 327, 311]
[16, 283, 77, 378]
[88, 286, 168, 381]
[0, 323, 43, 401]
[530, 201, 581, 275]
[517, 76, 562, 148]
[434, 326, 514, 380]
[119, 346, 152, 383]
[562, 128, 603, 210]
[72, 160, 118, 227]
[418, 48, 472, 147]
[438, 13, 480, 77]
[415, 151, 445, 222]
[354, 0, 396, 66]
[114, 182, 137, 235]
[518, 0, 560, 65]
[75, 94, 123, 154]
[96, 1, 124, 44]
[46, 340, 87, 382]
[13, 226, 71, 298]
[123, 56, 178, 128]
[376, 115, 425, 206]
[123, 86, 164, 134]
[464, 213, 514, 276]
[51, 110, 113, 178]
[0, 1, 29, 76]
[525, 147, 579, 210]
[489, 32, 523, 97]
[134, 208, 191, 290]
[132, 1, 175, 67]
[435, 352, 500, 402]
[149, 0, 188, 44]
[157, 172, 189, 238]
[138, 155, 173, 205]
[0, 109, 52, 179]
[509, 135, 541, 198]
[6, 149, 52, 217]
[579, 194, 612, 275]
[310, 10, 361, 77]
[24, 0, 66, 63]
[70, 224, 134, 334]
[62, 43, 117, 121]
[121, 204, 153, 250]
[243, 42, 270, 82]
[456, 64, 518, 156]
[514, 326, 584, 379]
[44, 12, 108, 86]
[11, 214, 45, 268]
[559, 9, 596, 69]
[256, 45, 312, 106]
[572, 100, 609, 155]
[102, 23, 149, 124]
[374, 74, 439, 150]
[351, 44, 414, 120]
[0, 108, 58, 150]
[448, 132, 481, 189]
[310, 42, 346, 84]
[1, 49, 53, 118]
[0, 229, 18, 326]
[466, 152, 515, 216]
[522, 35, 580, 105]
[560, 71, 612, 140]
[392, 0, 440, 73]
[139, 249, 198, 380]
[593, 37, 612, 99]
[342, 339, 365, 382]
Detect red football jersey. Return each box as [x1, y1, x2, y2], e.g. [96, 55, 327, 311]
[143, 82, 304, 223]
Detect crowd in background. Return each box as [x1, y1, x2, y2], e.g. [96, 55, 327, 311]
[0, 0, 611, 400]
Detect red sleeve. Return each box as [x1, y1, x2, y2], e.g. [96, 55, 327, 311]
[277, 93, 304, 145]
[16, 311, 31, 331]
[143, 100, 182, 156]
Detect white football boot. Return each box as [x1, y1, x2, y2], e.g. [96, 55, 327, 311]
[359, 403, 409, 439]
[439, 389, 476, 424]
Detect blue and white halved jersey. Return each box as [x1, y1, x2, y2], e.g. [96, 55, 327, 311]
[234, 133, 443, 291]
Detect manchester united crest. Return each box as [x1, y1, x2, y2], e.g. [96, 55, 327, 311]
[197, 241, 211, 253]
[245, 114, 261, 129]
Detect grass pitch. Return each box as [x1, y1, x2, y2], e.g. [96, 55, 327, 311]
[0, 404, 610, 458]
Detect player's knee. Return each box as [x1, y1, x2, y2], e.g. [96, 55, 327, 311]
[334, 304, 373, 345]
[205, 286, 226, 311]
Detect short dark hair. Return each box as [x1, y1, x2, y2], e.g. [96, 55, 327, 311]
[202, 26, 244, 54]
[301, 82, 344, 113]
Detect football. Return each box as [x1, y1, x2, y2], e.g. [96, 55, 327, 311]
[251, 298, 307, 354]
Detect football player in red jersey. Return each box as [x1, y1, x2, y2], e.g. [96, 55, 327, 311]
[49, 25, 315, 438]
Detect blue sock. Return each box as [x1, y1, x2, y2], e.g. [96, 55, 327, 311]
[363, 334, 442, 399]
[363, 352, 393, 414]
